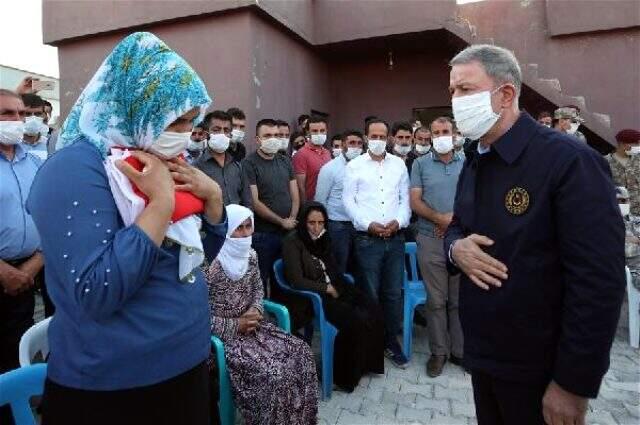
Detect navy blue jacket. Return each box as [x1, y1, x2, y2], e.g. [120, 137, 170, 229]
[444, 113, 625, 398]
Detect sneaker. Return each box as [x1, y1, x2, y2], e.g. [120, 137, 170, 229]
[426, 355, 447, 377]
[384, 342, 409, 369]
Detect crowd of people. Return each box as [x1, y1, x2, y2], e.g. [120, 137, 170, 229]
[0, 31, 636, 425]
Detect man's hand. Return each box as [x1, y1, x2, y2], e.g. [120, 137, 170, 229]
[542, 381, 588, 425]
[368, 222, 387, 237]
[281, 217, 297, 230]
[451, 234, 508, 290]
[0, 265, 34, 296]
[434, 213, 453, 239]
[16, 76, 39, 94]
[382, 220, 400, 237]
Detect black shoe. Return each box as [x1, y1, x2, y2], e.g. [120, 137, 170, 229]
[426, 355, 447, 377]
[413, 311, 427, 327]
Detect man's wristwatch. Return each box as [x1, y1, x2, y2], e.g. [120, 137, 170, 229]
[448, 239, 460, 266]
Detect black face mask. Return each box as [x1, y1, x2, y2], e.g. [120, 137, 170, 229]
[294, 144, 304, 150]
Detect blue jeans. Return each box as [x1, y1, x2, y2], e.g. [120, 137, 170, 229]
[353, 233, 405, 346]
[327, 220, 355, 276]
[252, 231, 283, 294]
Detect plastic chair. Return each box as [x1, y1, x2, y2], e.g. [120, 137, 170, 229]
[402, 242, 428, 360]
[19, 317, 52, 366]
[212, 300, 291, 425]
[626, 266, 639, 348]
[0, 363, 47, 425]
[272, 259, 354, 400]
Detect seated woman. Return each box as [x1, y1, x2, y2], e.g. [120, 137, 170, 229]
[282, 201, 385, 392]
[205, 204, 318, 425]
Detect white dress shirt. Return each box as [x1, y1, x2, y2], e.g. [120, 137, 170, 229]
[343, 152, 411, 232]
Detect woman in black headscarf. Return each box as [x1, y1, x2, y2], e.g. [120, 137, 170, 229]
[282, 201, 384, 392]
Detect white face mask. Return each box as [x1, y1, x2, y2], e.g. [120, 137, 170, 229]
[188, 139, 205, 152]
[368, 139, 387, 156]
[24, 116, 44, 137]
[310, 228, 326, 241]
[331, 148, 342, 158]
[433, 136, 454, 154]
[208, 133, 230, 153]
[260, 137, 281, 155]
[0, 121, 24, 145]
[345, 147, 362, 160]
[620, 203, 630, 216]
[310, 134, 327, 146]
[452, 87, 502, 140]
[453, 136, 464, 148]
[279, 138, 289, 151]
[627, 146, 640, 156]
[231, 129, 245, 143]
[149, 131, 191, 159]
[415, 144, 431, 155]
[394, 144, 411, 156]
[567, 122, 580, 135]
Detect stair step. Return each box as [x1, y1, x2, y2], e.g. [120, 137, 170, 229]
[538, 78, 562, 93]
[592, 112, 612, 128]
[564, 95, 587, 112]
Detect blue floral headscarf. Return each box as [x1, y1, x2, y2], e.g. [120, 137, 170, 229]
[57, 32, 211, 157]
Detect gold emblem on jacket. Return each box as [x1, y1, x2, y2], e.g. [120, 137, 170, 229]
[505, 187, 529, 215]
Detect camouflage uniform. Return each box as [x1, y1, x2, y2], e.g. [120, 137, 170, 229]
[607, 153, 640, 215]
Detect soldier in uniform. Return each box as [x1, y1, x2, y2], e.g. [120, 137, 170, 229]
[553, 107, 587, 143]
[606, 129, 640, 215]
[445, 44, 625, 425]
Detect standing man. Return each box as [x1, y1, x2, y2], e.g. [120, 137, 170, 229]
[195, 112, 243, 206]
[410, 116, 464, 378]
[185, 122, 207, 164]
[276, 119, 291, 154]
[606, 129, 640, 215]
[553, 107, 583, 141]
[20, 94, 49, 161]
[445, 44, 624, 425]
[227, 107, 247, 162]
[391, 121, 414, 171]
[293, 116, 331, 201]
[315, 129, 364, 275]
[537, 111, 553, 127]
[412, 126, 432, 158]
[242, 119, 300, 291]
[0, 89, 44, 425]
[344, 118, 411, 368]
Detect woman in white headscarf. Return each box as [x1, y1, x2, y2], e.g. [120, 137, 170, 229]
[205, 204, 318, 425]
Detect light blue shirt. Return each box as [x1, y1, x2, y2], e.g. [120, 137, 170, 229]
[22, 138, 49, 162]
[410, 151, 464, 237]
[314, 154, 351, 221]
[0, 143, 42, 260]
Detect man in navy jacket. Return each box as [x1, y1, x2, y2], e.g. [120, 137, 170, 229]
[444, 44, 625, 425]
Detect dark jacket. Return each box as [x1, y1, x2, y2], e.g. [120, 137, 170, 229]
[444, 113, 625, 398]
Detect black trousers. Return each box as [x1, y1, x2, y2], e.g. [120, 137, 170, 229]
[0, 257, 37, 425]
[471, 370, 547, 425]
[42, 362, 211, 425]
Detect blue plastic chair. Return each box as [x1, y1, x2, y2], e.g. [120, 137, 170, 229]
[272, 258, 354, 400]
[212, 300, 291, 425]
[0, 363, 47, 425]
[402, 242, 428, 360]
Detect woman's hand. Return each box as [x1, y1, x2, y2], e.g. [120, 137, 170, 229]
[238, 309, 262, 334]
[116, 151, 174, 213]
[326, 284, 339, 299]
[168, 158, 224, 223]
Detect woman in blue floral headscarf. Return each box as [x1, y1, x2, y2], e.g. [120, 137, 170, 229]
[27, 32, 227, 425]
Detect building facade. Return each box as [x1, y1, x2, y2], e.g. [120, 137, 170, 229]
[43, 0, 640, 152]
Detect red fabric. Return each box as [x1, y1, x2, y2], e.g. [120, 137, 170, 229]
[292, 143, 331, 200]
[123, 155, 205, 222]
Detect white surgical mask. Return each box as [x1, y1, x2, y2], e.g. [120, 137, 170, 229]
[149, 131, 191, 159]
[208, 133, 230, 153]
[231, 129, 245, 143]
[568, 122, 580, 135]
[453, 136, 464, 148]
[433, 136, 454, 154]
[368, 139, 387, 156]
[0, 121, 24, 145]
[345, 147, 362, 160]
[627, 146, 640, 156]
[415, 144, 431, 155]
[280, 138, 289, 151]
[310, 228, 326, 241]
[452, 87, 502, 140]
[310, 134, 327, 146]
[188, 139, 205, 152]
[260, 137, 281, 155]
[620, 203, 630, 216]
[24, 116, 44, 136]
[394, 144, 411, 156]
[332, 148, 342, 158]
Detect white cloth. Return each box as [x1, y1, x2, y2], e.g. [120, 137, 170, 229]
[343, 152, 411, 232]
[217, 204, 254, 281]
[104, 148, 204, 281]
